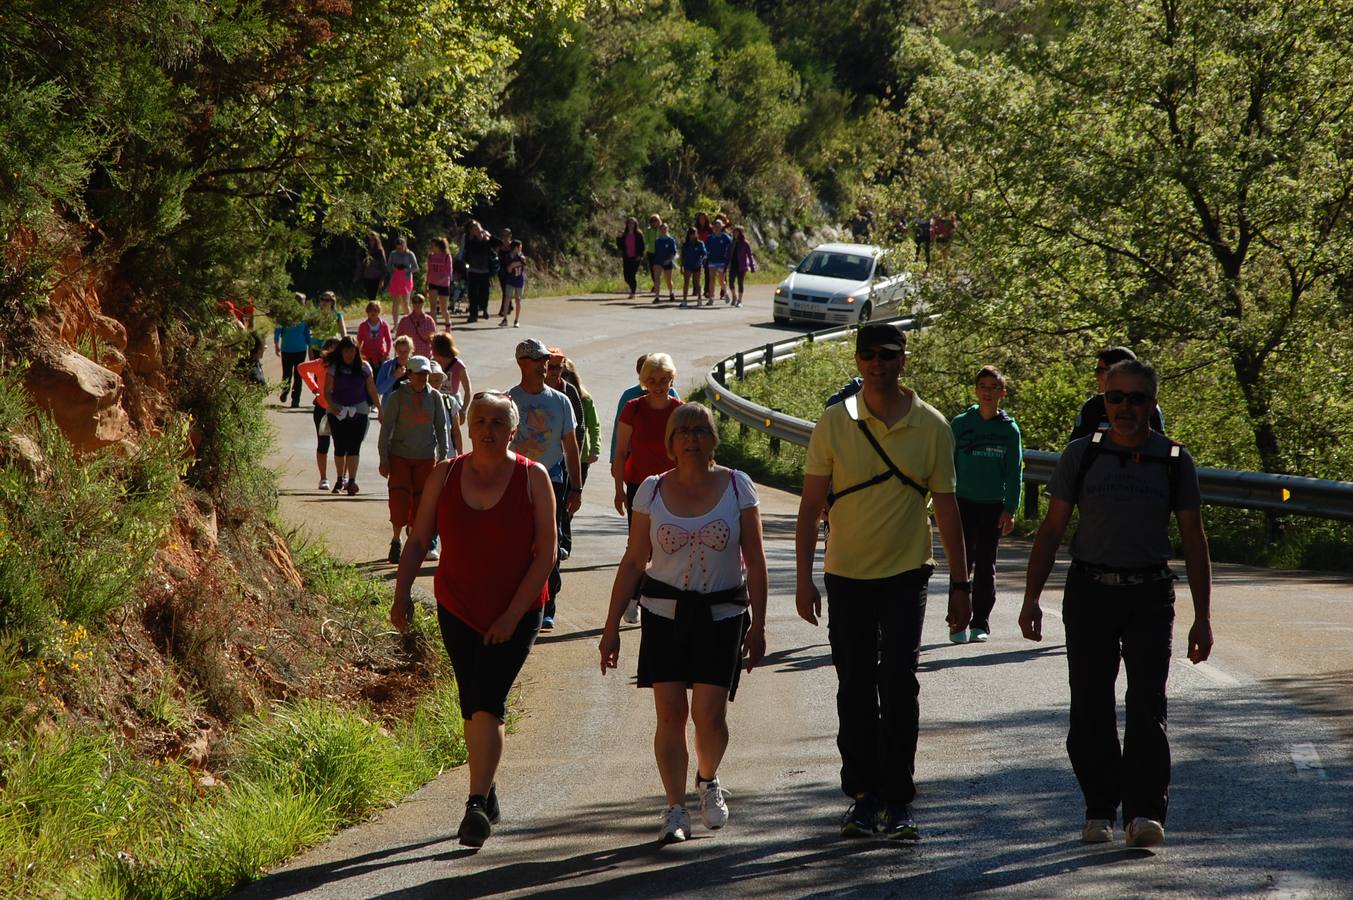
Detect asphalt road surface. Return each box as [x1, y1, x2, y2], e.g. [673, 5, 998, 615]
[239, 285, 1353, 899]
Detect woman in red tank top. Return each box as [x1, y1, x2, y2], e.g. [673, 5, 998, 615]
[390, 390, 556, 849]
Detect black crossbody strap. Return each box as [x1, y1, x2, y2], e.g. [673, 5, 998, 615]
[827, 417, 928, 505]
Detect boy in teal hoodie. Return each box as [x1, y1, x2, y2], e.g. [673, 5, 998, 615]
[949, 365, 1023, 643]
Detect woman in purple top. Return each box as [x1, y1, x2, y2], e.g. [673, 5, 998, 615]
[616, 217, 645, 300]
[729, 225, 757, 308]
[322, 336, 383, 496]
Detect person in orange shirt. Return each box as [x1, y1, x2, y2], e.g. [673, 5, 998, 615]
[297, 338, 340, 490]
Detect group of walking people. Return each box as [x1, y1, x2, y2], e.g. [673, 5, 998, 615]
[356, 225, 533, 332]
[617, 212, 758, 307]
[358, 310, 1213, 863]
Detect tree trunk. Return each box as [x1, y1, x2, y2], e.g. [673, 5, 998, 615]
[1230, 344, 1285, 539]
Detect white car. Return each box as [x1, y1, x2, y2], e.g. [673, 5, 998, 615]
[772, 242, 912, 326]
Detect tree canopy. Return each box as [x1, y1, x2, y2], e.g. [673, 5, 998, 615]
[1, 0, 584, 324]
[893, 0, 1353, 479]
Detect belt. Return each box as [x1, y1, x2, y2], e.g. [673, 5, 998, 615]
[1071, 561, 1174, 586]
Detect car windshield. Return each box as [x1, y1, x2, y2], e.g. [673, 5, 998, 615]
[795, 251, 874, 281]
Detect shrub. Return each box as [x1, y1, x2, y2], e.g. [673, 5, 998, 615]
[0, 367, 184, 644]
[167, 325, 276, 523]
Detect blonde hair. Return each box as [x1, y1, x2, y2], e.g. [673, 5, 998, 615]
[639, 352, 676, 384]
[393, 335, 415, 352]
[664, 403, 718, 461]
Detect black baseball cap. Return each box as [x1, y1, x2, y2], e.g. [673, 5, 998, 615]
[857, 322, 907, 354]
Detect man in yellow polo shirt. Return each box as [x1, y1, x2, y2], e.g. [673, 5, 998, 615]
[795, 321, 970, 841]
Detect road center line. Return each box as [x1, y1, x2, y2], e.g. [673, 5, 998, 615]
[1290, 743, 1327, 779]
[1187, 660, 1241, 686]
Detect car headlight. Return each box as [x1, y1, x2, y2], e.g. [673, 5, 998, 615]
[844, 295, 857, 304]
[775, 287, 785, 296]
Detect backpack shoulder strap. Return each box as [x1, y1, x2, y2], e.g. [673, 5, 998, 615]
[1167, 441, 1182, 510]
[1071, 429, 1106, 506]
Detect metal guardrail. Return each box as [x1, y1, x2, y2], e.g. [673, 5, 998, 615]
[705, 318, 1353, 522]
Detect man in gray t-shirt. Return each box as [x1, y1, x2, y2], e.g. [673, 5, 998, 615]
[508, 338, 582, 630]
[1019, 360, 1213, 851]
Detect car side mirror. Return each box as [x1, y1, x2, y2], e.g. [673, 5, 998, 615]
[786, 264, 796, 272]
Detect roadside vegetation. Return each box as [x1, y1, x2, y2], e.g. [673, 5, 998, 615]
[707, 330, 1353, 571]
[0, 362, 467, 897]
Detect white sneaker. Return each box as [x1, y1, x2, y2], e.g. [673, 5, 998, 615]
[1125, 817, 1165, 848]
[697, 777, 728, 830]
[426, 544, 440, 561]
[1081, 818, 1113, 843]
[318, 478, 330, 491]
[623, 598, 641, 624]
[658, 804, 691, 843]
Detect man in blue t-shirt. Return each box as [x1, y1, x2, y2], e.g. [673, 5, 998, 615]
[508, 338, 581, 630]
[1021, 358, 1212, 851]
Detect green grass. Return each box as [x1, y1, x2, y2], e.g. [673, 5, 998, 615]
[0, 673, 466, 899]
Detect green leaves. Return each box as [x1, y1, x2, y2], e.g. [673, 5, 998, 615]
[893, 0, 1353, 477]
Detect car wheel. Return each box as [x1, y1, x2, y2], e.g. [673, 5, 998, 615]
[773, 314, 789, 324]
[857, 302, 872, 324]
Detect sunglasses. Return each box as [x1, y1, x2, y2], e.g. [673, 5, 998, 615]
[858, 348, 901, 362]
[1094, 365, 1109, 375]
[1104, 389, 1153, 406]
[674, 426, 714, 439]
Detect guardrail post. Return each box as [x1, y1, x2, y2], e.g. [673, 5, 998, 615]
[764, 343, 774, 371]
[806, 331, 814, 344]
[1023, 480, 1038, 519]
[769, 409, 782, 456]
[735, 352, 744, 380]
[716, 360, 726, 384]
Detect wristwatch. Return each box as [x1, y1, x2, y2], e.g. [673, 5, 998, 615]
[948, 580, 973, 593]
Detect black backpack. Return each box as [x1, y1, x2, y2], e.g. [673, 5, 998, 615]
[1072, 429, 1184, 509]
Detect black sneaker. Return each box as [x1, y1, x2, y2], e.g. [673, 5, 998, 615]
[486, 784, 500, 825]
[457, 795, 492, 848]
[841, 794, 879, 837]
[882, 802, 920, 841]
[388, 537, 402, 565]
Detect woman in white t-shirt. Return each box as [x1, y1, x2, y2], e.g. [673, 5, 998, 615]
[599, 402, 769, 845]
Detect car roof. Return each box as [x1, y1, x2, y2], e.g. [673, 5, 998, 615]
[807, 242, 882, 256]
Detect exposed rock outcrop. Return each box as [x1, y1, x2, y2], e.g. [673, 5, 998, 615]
[23, 346, 132, 452]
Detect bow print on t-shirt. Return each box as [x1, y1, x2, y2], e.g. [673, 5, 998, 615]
[656, 519, 732, 589]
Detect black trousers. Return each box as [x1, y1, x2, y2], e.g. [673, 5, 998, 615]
[1063, 564, 1175, 825]
[825, 566, 931, 805]
[558, 472, 574, 555]
[957, 497, 1004, 632]
[280, 350, 307, 403]
[467, 272, 492, 321]
[621, 257, 642, 294]
[545, 478, 568, 618]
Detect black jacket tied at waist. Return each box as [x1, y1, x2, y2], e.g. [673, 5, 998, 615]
[640, 575, 748, 638]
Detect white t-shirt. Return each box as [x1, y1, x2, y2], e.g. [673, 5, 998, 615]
[632, 469, 758, 621]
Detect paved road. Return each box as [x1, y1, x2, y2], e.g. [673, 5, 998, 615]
[241, 286, 1353, 898]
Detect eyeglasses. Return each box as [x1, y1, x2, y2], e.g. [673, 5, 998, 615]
[1104, 389, 1153, 406]
[674, 426, 714, 439]
[857, 349, 901, 361]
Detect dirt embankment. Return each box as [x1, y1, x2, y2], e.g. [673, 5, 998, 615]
[7, 241, 422, 772]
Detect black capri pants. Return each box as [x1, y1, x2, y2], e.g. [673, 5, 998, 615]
[437, 604, 542, 721]
[312, 404, 330, 454]
[326, 412, 369, 458]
